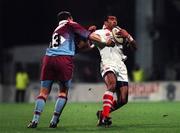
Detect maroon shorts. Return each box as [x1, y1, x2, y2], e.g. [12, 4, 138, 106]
[40, 55, 74, 81]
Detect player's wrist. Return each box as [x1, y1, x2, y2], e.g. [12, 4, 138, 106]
[127, 35, 134, 42]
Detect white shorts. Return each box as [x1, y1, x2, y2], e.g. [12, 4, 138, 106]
[100, 61, 128, 82]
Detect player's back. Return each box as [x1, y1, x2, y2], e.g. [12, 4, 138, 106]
[46, 20, 76, 56]
[45, 20, 90, 56]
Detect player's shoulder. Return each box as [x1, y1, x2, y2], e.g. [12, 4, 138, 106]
[95, 28, 103, 31]
[54, 20, 68, 32]
[68, 20, 79, 26]
[94, 29, 107, 35]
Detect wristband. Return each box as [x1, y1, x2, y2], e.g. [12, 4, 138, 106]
[127, 35, 134, 42]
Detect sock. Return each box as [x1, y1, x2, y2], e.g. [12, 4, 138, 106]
[102, 91, 113, 118]
[111, 100, 117, 112]
[50, 96, 67, 124]
[32, 97, 46, 123]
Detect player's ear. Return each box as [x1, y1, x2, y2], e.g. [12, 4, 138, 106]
[104, 21, 108, 27]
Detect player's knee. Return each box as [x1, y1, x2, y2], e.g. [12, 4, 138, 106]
[107, 83, 116, 92]
[104, 72, 116, 92]
[37, 88, 49, 101]
[122, 98, 128, 105]
[116, 98, 128, 108]
[106, 78, 116, 92]
[120, 98, 128, 105]
[59, 88, 68, 97]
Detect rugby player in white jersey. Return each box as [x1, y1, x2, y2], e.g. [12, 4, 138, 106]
[94, 15, 137, 127]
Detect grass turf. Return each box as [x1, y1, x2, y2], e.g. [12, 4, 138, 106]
[0, 102, 180, 133]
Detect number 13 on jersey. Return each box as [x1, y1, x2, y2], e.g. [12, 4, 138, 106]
[49, 33, 66, 49]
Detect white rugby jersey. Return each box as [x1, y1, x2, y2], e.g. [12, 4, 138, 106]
[94, 29, 127, 66]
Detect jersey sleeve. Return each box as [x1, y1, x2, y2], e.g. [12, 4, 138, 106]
[94, 30, 102, 35]
[92, 30, 104, 47]
[68, 21, 91, 39]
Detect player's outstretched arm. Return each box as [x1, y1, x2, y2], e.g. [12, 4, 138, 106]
[77, 40, 95, 52]
[89, 32, 114, 47]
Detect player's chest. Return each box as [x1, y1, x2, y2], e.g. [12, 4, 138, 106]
[102, 30, 113, 39]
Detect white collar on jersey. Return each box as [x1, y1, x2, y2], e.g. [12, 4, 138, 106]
[59, 20, 68, 25]
[102, 24, 107, 29]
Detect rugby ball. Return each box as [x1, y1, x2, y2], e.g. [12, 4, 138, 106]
[112, 27, 124, 44]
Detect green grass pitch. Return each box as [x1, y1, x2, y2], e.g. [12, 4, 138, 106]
[0, 102, 180, 133]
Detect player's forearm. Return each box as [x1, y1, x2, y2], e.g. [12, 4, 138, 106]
[126, 33, 137, 50]
[89, 32, 105, 44]
[89, 32, 114, 47]
[77, 40, 94, 52]
[128, 40, 137, 51]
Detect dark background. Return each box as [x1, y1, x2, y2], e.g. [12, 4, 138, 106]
[1, 0, 135, 47]
[1, 0, 180, 83]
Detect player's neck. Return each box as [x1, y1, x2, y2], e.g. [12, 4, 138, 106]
[105, 27, 112, 31]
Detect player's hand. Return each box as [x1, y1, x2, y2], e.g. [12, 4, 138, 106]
[77, 40, 86, 48]
[116, 29, 129, 38]
[116, 29, 135, 43]
[88, 25, 96, 32]
[106, 39, 115, 46]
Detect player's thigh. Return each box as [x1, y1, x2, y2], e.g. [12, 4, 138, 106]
[40, 56, 55, 80]
[104, 71, 117, 91]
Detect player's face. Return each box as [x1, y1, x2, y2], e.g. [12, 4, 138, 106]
[106, 16, 117, 29]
